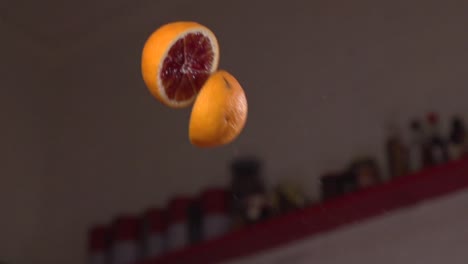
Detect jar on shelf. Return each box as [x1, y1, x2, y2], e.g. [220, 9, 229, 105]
[88, 224, 109, 264]
[142, 208, 166, 258]
[349, 157, 381, 189]
[230, 156, 271, 226]
[109, 215, 141, 264]
[188, 198, 202, 244]
[166, 196, 192, 251]
[271, 180, 309, 214]
[200, 188, 230, 240]
[320, 170, 359, 200]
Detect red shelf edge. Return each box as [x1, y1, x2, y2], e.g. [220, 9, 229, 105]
[139, 158, 468, 264]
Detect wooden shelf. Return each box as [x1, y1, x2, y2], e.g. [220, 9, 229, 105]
[137, 157, 468, 264]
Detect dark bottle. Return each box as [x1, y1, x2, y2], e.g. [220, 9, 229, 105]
[187, 199, 202, 244]
[340, 169, 359, 193]
[230, 157, 271, 226]
[408, 120, 426, 172]
[320, 172, 345, 201]
[448, 116, 466, 160]
[425, 112, 449, 166]
[386, 123, 409, 178]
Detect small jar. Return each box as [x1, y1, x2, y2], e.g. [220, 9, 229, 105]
[230, 157, 268, 225]
[200, 188, 230, 240]
[166, 197, 192, 251]
[142, 208, 166, 258]
[110, 215, 141, 264]
[88, 225, 109, 264]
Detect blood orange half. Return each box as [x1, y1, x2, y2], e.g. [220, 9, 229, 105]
[189, 70, 248, 148]
[141, 21, 220, 108]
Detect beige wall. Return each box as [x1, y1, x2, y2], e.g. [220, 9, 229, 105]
[2, 0, 468, 263]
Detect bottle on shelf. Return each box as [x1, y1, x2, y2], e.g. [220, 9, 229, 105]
[320, 169, 359, 200]
[166, 196, 192, 251]
[109, 215, 141, 264]
[230, 157, 272, 227]
[448, 116, 467, 160]
[244, 191, 273, 224]
[142, 208, 166, 259]
[200, 188, 231, 240]
[188, 198, 203, 244]
[320, 172, 345, 201]
[349, 157, 381, 189]
[386, 123, 409, 178]
[271, 179, 309, 214]
[408, 119, 427, 172]
[425, 112, 449, 166]
[88, 225, 109, 264]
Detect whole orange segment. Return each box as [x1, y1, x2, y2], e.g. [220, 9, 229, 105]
[189, 70, 248, 148]
[141, 21, 220, 108]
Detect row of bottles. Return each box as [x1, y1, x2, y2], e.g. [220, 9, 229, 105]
[387, 112, 466, 178]
[320, 157, 382, 200]
[321, 112, 467, 201]
[88, 188, 231, 264]
[88, 157, 310, 264]
[89, 112, 467, 263]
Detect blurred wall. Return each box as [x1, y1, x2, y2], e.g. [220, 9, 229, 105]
[0, 20, 53, 263]
[2, 0, 468, 263]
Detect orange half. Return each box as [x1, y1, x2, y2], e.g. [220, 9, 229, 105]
[189, 70, 248, 148]
[141, 21, 220, 108]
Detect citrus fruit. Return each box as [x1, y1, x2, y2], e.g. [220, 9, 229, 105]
[189, 70, 248, 148]
[141, 21, 220, 108]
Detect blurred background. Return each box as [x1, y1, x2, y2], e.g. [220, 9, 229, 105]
[2, 0, 468, 263]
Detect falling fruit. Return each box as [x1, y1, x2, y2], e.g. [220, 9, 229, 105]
[141, 21, 220, 108]
[189, 70, 248, 148]
[141, 21, 247, 147]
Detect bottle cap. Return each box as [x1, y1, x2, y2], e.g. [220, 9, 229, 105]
[88, 225, 108, 252]
[167, 196, 193, 223]
[145, 207, 166, 233]
[112, 214, 140, 242]
[201, 188, 228, 214]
